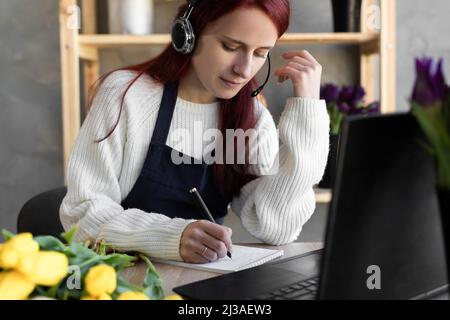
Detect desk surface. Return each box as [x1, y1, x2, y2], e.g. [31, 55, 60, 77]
[122, 242, 323, 296]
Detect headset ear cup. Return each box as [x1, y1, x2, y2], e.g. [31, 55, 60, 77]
[171, 18, 196, 54]
[185, 20, 196, 53]
[171, 19, 186, 52]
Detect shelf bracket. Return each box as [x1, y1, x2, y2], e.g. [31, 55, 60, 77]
[79, 44, 99, 61]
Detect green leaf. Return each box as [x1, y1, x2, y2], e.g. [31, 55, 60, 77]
[61, 290, 70, 300]
[139, 254, 164, 300]
[34, 236, 67, 252]
[143, 284, 164, 300]
[411, 102, 450, 190]
[116, 277, 142, 292]
[1, 229, 15, 242]
[97, 240, 107, 256]
[56, 285, 84, 300]
[61, 226, 78, 245]
[416, 138, 435, 158]
[436, 152, 450, 189]
[412, 103, 449, 150]
[43, 279, 65, 299]
[68, 243, 100, 267]
[100, 253, 137, 272]
[34, 286, 48, 297]
[327, 103, 344, 135]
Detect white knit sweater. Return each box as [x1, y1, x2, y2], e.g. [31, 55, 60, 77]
[59, 70, 330, 261]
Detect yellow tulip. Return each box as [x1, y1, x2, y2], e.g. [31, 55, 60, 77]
[19, 251, 68, 286]
[0, 271, 36, 300]
[85, 264, 117, 297]
[16, 254, 36, 276]
[117, 291, 150, 300]
[81, 293, 112, 300]
[0, 233, 39, 269]
[0, 249, 19, 270]
[97, 292, 113, 300]
[164, 294, 183, 300]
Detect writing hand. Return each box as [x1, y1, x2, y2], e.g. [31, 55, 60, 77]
[180, 220, 233, 264]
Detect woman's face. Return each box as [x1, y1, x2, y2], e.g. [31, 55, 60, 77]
[188, 7, 279, 101]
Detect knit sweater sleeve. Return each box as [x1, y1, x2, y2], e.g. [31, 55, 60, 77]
[230, 97, 330, 245]
[59, 72, 195, 261]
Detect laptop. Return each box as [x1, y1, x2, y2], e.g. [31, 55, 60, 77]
[173, 113, 449, 300]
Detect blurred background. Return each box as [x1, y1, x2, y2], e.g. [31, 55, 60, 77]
[0, 0, 449, 242]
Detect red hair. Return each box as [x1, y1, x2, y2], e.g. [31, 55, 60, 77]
[90, 0, 291, 199]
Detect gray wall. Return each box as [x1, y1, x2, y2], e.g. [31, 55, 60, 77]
[1, 0, 449, 241]
[396, 1, 450, 111]
[0, 0, 63, 232]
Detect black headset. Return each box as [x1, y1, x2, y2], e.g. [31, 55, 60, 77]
[171, 0, 271, 97]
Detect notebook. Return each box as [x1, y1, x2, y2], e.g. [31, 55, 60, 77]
[151, 245, 284, 274]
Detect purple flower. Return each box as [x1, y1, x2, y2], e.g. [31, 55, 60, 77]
[322, 82, 380, 136]
[409, 57, 450, 190]
[366, 102, 381, 114]
[434, 59, 450, 101]
[411, 57, 450, 107]
[338, 85, 366, 110]
[338, 86, 354, 103]
[350, 105, 367, 115]
[337, 102, 351, 113]
[320, 84, 339, 104]
[354, 86, 366, 102]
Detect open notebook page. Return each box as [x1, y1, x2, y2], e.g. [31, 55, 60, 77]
[151, 245, 284, 274]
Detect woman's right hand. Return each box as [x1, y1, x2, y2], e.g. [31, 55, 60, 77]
[180, 220, 233, 263]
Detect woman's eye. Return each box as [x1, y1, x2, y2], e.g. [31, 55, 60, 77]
[222, 43, 267, 59]
[257, 52, 268, 59]
[222, 43, 237, 52]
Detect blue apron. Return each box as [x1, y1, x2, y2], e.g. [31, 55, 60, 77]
[121, 80, 231, 224]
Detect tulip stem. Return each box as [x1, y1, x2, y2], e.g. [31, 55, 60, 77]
[78, 256, 100, 269]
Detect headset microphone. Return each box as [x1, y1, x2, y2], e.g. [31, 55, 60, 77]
[251, 53, 271, 97]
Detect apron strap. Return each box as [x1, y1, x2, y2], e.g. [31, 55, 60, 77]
[150, 80, 179, 145]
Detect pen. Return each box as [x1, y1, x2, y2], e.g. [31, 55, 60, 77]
[189, 187, 232, 259]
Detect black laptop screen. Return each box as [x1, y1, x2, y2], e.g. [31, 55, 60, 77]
[320, 113, 448, 300]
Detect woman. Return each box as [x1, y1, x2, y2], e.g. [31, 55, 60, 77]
[60, 0, 329, 264]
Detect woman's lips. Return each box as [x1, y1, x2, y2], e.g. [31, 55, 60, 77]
[220, 77, 243, 88]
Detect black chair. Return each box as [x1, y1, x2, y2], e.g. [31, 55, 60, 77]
[17, 187, 67, 238]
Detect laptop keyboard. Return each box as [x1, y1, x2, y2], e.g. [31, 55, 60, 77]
[254, 277, 319, 300]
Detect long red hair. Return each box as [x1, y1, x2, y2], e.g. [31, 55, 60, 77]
[90, 0, 291, 199]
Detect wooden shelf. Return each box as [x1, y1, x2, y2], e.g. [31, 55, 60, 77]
[78, 32, 379, 49]
[279, 32, 379, 45]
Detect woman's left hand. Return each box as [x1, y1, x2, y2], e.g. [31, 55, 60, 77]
[274, 50, 322, 100]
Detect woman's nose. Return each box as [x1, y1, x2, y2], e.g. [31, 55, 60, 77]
[233, 56, 252, 79]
